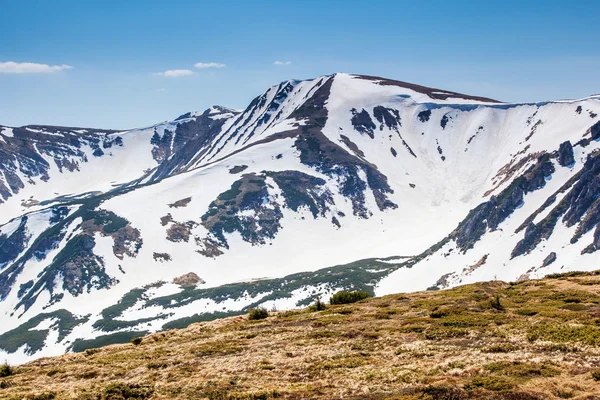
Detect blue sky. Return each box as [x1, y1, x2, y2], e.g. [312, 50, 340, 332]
[2, 0, 599, 129]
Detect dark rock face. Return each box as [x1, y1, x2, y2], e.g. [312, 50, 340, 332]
[452, 153, 555, 252]
[291, 78, 397, 216]
[512, 152, 600, 257]
[542, 252, 557, 267]
[229, 165, 248, 174]
[0, 125, 118, 204]
[0, 218, 29, 268]
[373, 106, 401, 131]
[417, 110, 431, 123]
[149, 108, 238, 181]
[350, 109, 376, 138]
[558, 141, 575, 167]
[591, 121, 600, 141]
[440, 114, 450, 129]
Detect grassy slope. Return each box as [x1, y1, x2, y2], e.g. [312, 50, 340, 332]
[3, 272, 600, 399]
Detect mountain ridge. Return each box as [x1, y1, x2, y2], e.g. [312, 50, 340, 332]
[1, 73, 600, 364]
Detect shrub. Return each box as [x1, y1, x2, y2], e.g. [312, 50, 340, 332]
[248, 307, 269, 320]
[130, 337, 143, 346]
[329, 291, 369, 305]
[515, 308, 538, 316]
[307, 297, 327, 312]
[464, 375, 514, 391]
[0, 363, 13, 377]
[102, 382, 153, 399]
[490, 295, 505, 311]
[591, 369, 600, 381]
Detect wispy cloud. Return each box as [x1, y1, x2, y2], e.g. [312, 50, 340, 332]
[274, 61, 292, 66]
[194, 62, 226, 69]
[0, 61, 73, 74]
[153, 69, 194, 77]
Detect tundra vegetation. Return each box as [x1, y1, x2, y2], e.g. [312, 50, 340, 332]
[2, 272, 600, 399]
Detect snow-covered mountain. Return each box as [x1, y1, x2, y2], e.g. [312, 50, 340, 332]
[1, 73, 600, 363]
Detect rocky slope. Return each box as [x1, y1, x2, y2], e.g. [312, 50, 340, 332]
[2, 271, 600, 399]
[1, 73, 600, 363]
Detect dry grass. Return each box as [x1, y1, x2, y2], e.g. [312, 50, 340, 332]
[3, 273, 600, 399]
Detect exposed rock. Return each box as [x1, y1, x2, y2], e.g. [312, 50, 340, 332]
[452, 153, 555, 252]
[373, 106, 401, 131]
[168, 197, 192, 208]
[591, 121, 600, 140]
[558, 141, 574, 167]
[512, 151, 600, 257]
[160, 214, 173, 226]
[440, 114, 450, 129]
[198, 170, 335, 254]
[417, 110, 431, 122]
[229, 165, 248, 174]
[350, 108, 376, 138]
[541, 252, 557, 267]
[172, 272, 205, 287]
[153, 252, 171, 262]
[166, 221, 197, 243]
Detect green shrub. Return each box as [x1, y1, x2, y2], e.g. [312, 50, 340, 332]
[102, 382, 153, 399]
[0, 363, 13, 377]
[464, 375, 514, 391]
[490, 295, 505, 311]
[591, 369, 600, 381]
[515, 308, 538, 316]
[248, 307, 269, 320]
[130, 337, 143, 346]
[329, 291, 369, 305]
[307, 297, 327, 312]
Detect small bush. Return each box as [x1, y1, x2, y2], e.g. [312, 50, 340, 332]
[85, 348, 100, 356]
[147, 362, 168, 370]
[490, 295, 505, 311]
[330, 291, 369, 305]
[130, 337, 143, 346]
[248, 307, 269, 320]
[307, 297, 327, 312]
[102, 382, 153, 399]
[0, 363, 13, 377]
[591, 369, 600, 381]
[515, 308, 538, 316]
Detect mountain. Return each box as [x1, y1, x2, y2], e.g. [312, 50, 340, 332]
[1, 73, 599, 364]
[3, 271, 600, 399]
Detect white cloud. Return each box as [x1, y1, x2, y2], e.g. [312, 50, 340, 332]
[274, 61, 292, 66]
[194, 62, 226, 69]
[153, 69, 194, 77]
[0, 61, 73, 74]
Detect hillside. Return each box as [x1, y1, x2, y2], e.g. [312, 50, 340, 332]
[2, 271, 600, 399]
[2, 73, 600, 364]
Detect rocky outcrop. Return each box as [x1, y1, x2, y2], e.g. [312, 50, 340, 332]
[452, 153, 555, 252]
[350, 109, 376, 138]
[512, 151, 600, 257]
[558, 141, 574, 167]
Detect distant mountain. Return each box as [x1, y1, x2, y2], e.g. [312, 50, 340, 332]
[1, 73, 599, 363]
